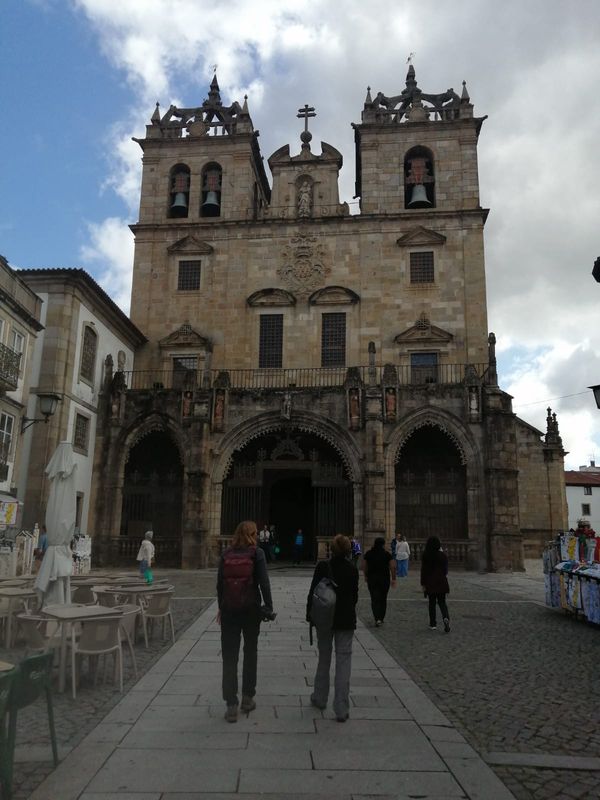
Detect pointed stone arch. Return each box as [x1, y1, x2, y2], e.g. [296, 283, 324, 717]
[213, 410, 363, 484]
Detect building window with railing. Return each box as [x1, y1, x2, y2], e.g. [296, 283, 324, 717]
[321, 313, 346, 367]
[79, 325, 98, 385]
[172, 356, 198, 389]
[73, 413, 90, 455]
[259, 315, 283, 368]
[411, 352, 438, 384]
[177, 260, 201, 291]
[410, 251, 434, 283]
[10, 329, 25, 375]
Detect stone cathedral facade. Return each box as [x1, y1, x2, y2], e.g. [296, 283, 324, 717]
[91, 67, 567, 570]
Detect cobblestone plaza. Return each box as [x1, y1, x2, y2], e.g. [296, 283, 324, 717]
[3, 564, 599, 800]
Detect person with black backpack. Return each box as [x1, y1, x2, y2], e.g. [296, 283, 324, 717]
[217, 520, 274, 723]
[306, 534, 359, 723]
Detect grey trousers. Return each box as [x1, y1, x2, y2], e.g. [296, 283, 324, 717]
[312, 628, 354, 718]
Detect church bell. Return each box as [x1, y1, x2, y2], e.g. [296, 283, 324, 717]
[408, 184, 432, 208]
[201, 191, 220, 216]
[170, 192, 189, 216]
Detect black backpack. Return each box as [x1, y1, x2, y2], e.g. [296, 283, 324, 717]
[221, 546, 256, 611]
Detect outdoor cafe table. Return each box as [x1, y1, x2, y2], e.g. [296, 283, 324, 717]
[41, 603, 123, 693]
[96, 582, 172, 607]
[0, 586, 38, 648]
[0, 660, 14, 672]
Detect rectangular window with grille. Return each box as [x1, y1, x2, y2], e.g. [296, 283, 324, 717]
[321, 313, 346, 367]
[582, 503, 591, 516]
[177, 260, 201, 291]
[73, 413, 90, 454]
[584, 486, 592, 495]
[410, 251, 434, 283]
[259, 315, 283, 368]
[411, 352, 438, 384]
[80, 325, 98, 383]
[172, 356, 198, 389]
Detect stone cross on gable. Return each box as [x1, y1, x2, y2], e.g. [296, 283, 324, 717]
[297, 104, 316, 132]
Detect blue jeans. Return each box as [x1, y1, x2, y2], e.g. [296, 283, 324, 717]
[312, 628, 354, 719]
[139, 559, 148, 576]
[396, 558, 409, 577]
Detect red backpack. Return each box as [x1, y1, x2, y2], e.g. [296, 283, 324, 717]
[221, 546, 257, 611]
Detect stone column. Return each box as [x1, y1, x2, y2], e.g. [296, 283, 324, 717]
[363, 385, 386, 547]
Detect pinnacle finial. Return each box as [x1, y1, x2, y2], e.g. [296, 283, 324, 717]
[151, 102, 160, 123]
[461, 80, 470, 102]
[365, 86, 372, 104]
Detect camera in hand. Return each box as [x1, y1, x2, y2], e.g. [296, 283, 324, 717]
[260, 605, 277, 622]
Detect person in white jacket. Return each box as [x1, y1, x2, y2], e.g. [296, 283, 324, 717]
[394, 533, 410, 577]
[136, 531, 155, 576]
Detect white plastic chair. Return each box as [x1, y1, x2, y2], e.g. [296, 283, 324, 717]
[112, 604, 141, 677]
[68, 616, 123, 699]
[16, 613, 61, 657]
[139, 590, 175, 648]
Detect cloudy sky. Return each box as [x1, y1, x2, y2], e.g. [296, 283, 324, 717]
[2, 0, 600, 468]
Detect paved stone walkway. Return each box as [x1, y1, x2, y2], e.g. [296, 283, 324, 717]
[29, 575, 515, 800]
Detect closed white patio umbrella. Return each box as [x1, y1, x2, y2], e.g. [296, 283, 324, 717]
[35, 441, 77, 605]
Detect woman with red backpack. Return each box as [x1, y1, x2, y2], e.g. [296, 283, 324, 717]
[217, 520, 274, 723]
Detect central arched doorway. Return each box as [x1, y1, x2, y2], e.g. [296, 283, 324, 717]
[121, 430, 183, 566]
[221, 429, 354, 561]
[395, 425, 467, 540]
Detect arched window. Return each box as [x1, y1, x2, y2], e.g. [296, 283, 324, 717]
[200, 163, 222, 217]
[404, 146, 435, 209]
[80, 325, 98, 384]
[168, 164, 190, 218]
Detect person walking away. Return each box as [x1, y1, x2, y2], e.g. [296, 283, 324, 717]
[293, 528, 304, 564]
[307, 534, 358, 722]
[351, 537, 362, 566]
[394, 533, 410, 577]
[269, 524, 278, 560]
[136, 531, 155, 577]
[258, 524, 272, 563]
[420, 535, 450, 632]
[217, 520, 273, 723]
[362, 536, 396, 626]
[33, 524, 49, 573]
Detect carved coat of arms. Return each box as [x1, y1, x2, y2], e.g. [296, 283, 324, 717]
[278, 234, 330, 297]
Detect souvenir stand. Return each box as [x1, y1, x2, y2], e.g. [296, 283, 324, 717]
[544, 528, 600, 624]
[72, 534, 92, 575]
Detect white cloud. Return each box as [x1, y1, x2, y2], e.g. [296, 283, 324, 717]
[79, 217, 134, 313]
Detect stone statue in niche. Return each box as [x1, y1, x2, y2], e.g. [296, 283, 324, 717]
[385, 387, 397, 422]
[182, 391, 193, 418]
[213, 389, 225, 430]
[297, 180, 312, 218]
[348, 388, 361, 430]
[468, 386, 479, 421]
[281, 392, 292, 420]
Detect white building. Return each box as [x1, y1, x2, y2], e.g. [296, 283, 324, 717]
[565, 463, 600, 531]
[17, 268, 145, 534]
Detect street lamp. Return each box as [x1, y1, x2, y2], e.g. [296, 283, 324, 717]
[21, 392, 62, 432]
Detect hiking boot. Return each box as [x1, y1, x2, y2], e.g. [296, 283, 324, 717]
[240, 695, 256, 713]
[443, 618, 451, 633]
[224, 704, 238, 723]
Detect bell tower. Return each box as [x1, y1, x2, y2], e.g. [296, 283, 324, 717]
[353, 65, 489, 366]
[129, 75, 271, 361]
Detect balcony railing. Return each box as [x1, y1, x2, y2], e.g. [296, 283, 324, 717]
[0, 343, 21, 390]
[120, 363, 490, 392]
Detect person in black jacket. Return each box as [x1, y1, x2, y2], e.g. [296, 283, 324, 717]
[217, 520, 273, 723]
[420, 535, 450, 632]
[306, 534, 359, 722]
[362, 536, 396, 626]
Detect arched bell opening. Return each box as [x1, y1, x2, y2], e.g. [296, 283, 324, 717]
[120, 430, 184, 567]
[395, 425, 466, 540]
[404, 146, 435, 209]
[168, 163, 191, 218]
[220, 429, 354, 561]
